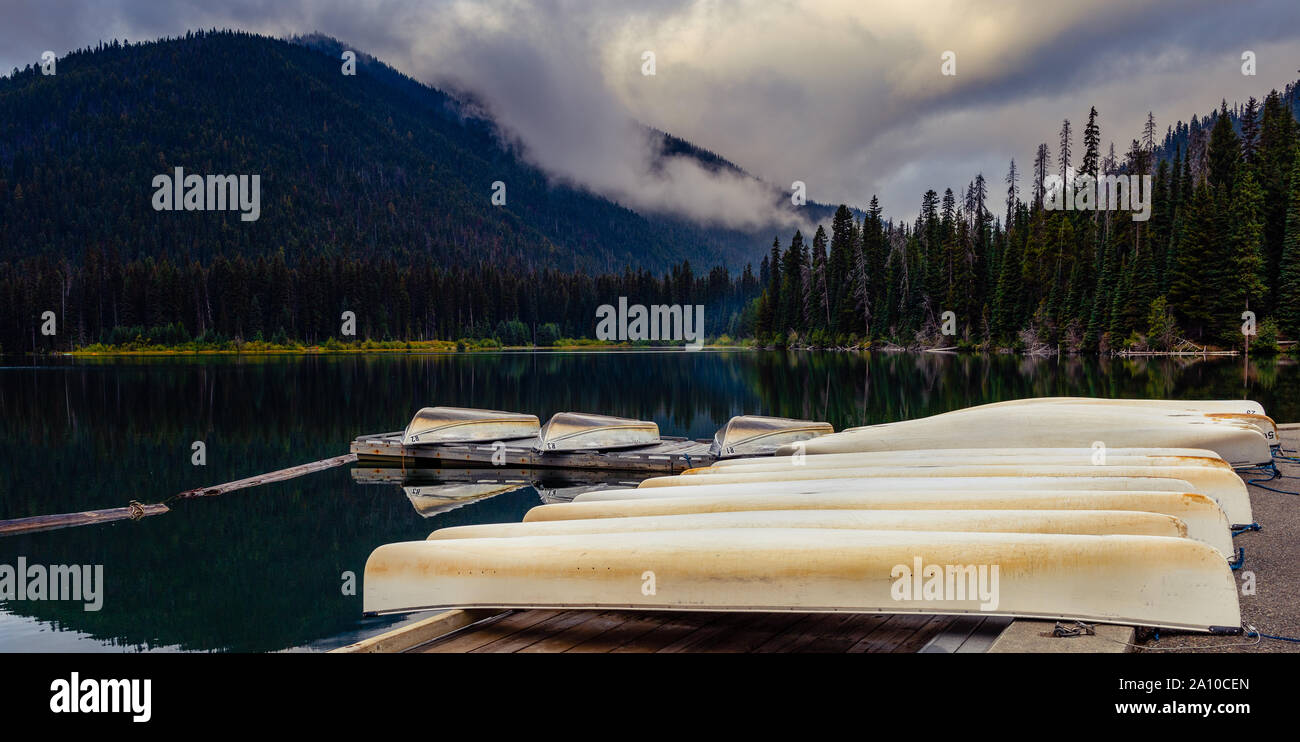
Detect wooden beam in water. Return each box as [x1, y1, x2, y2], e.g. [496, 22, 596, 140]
[0, 453, 359, 537]
[175, 453, 358, 499]
[0, 503, 170, 536]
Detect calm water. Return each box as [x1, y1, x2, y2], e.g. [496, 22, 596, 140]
[1, 350, 1295, 652]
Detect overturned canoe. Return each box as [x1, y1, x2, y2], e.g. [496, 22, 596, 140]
[958, 397, 1266, 417]
[428, 508, 1187, 540]
[632, 464, 1251, 525]
[925, 401, 1278, 444]
[709, 415, 833, 458]
[576, 476, 1195, 501]
[525, 489, 1234, 557]
[402, 406, 540, 446]
[781, 408, 1271, 467]
[691, 452, 1231, 474]
[705, 447, 1227, 470]
[535, 412, 660, 452]
[362, 529, 1240, 632]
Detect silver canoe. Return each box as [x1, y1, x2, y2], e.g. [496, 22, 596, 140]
[709, 415, 833, 458]
[402, 406, 540, 446]
[535, 412, 660, 452]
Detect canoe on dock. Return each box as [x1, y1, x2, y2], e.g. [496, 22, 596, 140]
[523, 489, 1234, 557]
[698, 448, 1230, 472]
[782, 408, 1272, 467]
[536, 412, 660, 451]
[633, 463, 1252, 525]
[963, 397, 1266, 416]
[362, 529, 1240, 633]
[426, 509, 1189, 541]
[403, 407, 539, 446]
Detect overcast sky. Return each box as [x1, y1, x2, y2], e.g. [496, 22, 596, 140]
[5, 0, 1300, 228]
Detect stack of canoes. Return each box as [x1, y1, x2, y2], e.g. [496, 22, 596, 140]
[364, 397, 1268, 635]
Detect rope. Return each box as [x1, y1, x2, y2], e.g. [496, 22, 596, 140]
[1232, 523, 1261, 537]
[1108, 625, 1300, 651]
[1245, 627, 1300, 643]
[1229, 548, 1246, 571]
[1244, 462, 1300, 495]
[126, 500, 147, 520]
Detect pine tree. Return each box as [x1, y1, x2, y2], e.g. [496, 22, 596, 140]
[1240, 96, 1260, 164]
[1227, 163, 1267, 344]
[1059, 119, 1073, 182]
[1005, 158, 1020, 227]
[1206, 100, 1240, 196]
[1168, 180, 1216, 340]
[1082, 107, 1101, 178]
[1277, 149, 1300, 337]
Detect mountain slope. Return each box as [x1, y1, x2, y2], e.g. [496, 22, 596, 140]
[0, 30, 823, 273]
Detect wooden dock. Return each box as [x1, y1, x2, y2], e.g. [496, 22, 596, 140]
[351, 432, 719, 473]
[339, 609, 1012, 653]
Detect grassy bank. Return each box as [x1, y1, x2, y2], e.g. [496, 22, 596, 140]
[66, 336, 748, 356]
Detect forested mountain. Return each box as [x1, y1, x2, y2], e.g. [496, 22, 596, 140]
[755, 88, 1300, 353]
[0, 30, 819, 273]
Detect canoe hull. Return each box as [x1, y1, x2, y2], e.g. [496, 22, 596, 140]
[535, 412, 660, 452]
[634, 464, 1252, 525]
[962, 397, 1266, 417]
[429, 508, 1189, 540]
[402, 406, 539, 446]
[524, 489, 1234, 557]
[693, 453, 1231, 474]
[707, 447, 1222, 470]
[791, 409, 1271, 467]
[362, 529, 1240, 632]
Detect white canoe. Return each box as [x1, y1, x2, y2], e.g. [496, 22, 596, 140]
[535, 412, 660, 452]
[402, 406, 540, 446]
[706, 447, 1227, 470]
[691, 453, 1231, 475]
[780, 409, 1271, 467]
[578, 476, 1195, 501]
[428, 509, 1188, 540]
[524, 490, 1234, 557]
[362, 529, 1240, 632]
[632, 465, 1251, 525]
[922, 401, 1278, 444]
[957, 397, 1266, 417]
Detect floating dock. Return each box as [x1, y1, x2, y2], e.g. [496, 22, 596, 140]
[352, 411, 836, 473]
[351, 431, 717, 473]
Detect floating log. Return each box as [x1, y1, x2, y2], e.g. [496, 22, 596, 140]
[0, 503, 170, 537]
[174, 453, 358, 498]
[0, 453, 359, 537]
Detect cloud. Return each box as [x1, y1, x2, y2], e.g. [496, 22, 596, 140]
[4, 0, 1299, 226]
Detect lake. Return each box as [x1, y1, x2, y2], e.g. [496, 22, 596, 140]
[1, 350, 1295, 652]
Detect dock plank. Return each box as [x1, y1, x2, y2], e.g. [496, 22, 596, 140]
[409, 609, 958, 653]
[565, 612, 676, 653]
[801, 613, 896, 653]
[519, 611, 635, 653]
[466, 609, 599, 653]
[421, 609, 558, 653]
[609, 611, 733, 653]
[691, 611, 811, 653]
